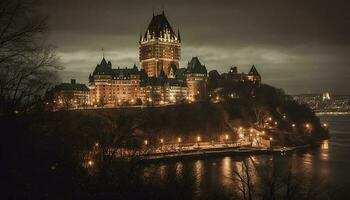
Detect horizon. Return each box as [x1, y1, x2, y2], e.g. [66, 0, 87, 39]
[40, 0, 350, 94]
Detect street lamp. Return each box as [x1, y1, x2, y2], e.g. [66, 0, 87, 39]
[178, 137, 182, 143]
[305, 123, 310, 128]
[292, 123, 296, 128]
[88, 160, 94, 166]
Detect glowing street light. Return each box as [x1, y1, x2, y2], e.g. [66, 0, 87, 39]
[268, 117, 272, 121]
[269, 137, 273, 141]
[305, 123, 310, 128]
[225, 134, 229, 140]
[261, 130, 265, 135]
[274, 121, 278, 125]
[95, 142, 99, 147]
[292, 123, 296, 128]
[144, 140, 148, 145]
[197, 136, 201, 142]
[160, 138, 164, 144]
[178, 137, 182, 143]
[88, 160, 94, 166]
[239, 133, 244, 139]
[323, 123, 328, 128]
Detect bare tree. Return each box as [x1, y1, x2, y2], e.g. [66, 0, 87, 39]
[0, 0, 61, 115]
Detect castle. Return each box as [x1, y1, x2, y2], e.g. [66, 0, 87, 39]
[48, 11, 261, 109]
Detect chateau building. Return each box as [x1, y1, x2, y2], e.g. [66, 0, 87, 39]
[88, 58, 141, 106]
[47, 11, 264, 109]
[46, 79, 89, 110]
[139, 11, 181, 77]
[51, 11, 263, 108]
[184, 57, 208, 101]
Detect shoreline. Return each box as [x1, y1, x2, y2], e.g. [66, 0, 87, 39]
[138, 144, 313, 163]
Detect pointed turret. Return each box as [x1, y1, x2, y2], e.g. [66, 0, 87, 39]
[248, 65, 260, 77]
[177, 29, 181, 42]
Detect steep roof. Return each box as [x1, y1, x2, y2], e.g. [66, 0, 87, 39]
[141, 11, 180, 42]
[92, 57, 113, 76]
[92, 58, 140, 80]
[186, 57, 207, 74]
[248, 65, 260, 77]
[53, 82, 89, 92]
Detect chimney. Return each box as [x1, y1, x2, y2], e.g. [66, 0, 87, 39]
[71, 79, 76, 84]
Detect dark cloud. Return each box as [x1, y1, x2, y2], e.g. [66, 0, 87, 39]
[40, 0, 350, 94]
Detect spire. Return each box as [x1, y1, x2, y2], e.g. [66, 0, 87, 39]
[139, 32, 143, 43]
[248, 65, 260, 77]
[177, 28, 181, 42]
[101, 48, 105, 58]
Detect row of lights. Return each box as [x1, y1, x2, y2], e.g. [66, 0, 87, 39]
[144, 134, 232, 145]
[268, 116, 328, 129]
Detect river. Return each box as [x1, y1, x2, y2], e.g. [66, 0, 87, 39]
[135, 115, 350, 199]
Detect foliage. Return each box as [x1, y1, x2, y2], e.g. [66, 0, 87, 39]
[0, 0, 61, 115]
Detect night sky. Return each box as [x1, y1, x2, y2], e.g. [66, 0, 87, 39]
[40, 0, 350, 94]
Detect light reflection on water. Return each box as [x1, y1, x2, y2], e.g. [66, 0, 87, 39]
[221, 157, 232, 191]
[137, 115, 350, 199]
[194, 160, 203, 196]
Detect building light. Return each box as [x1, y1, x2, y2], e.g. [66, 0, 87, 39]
[144, 140, 148, 145]
[95, 142, 99, 147]
[269, 137, 273, 141]
[88, 160, 94, 166]
[197, 136, 201, 142]
[305, 123, 310, 128]
[323, 123, 328, 127]
[274, 121, 278, 125]
[261, 131, 265, 135]
[239, 133, 244, 139]
[225, 134, 229, 140]
[160, 138, 164, 144]
[292, 124, 296, 128]
[178, 137, 182, 143]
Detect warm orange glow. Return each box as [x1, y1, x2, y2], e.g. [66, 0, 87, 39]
[197, 136, 201, 142]
[88, 160, 94, 166]
[292, 123, 296, 127]
[305, 123, 310, 128]
[269, 137, 273, 141]
[178, 137, 182, 143]
[160, 138, 164, 144]
[268, 117, 272, 121]
[225, 134, 229, 140]
[261, 131, 265, 135]
[323, 123, 328, 127]
[274, 121, 278, 125]
[95, 142, 99, 147]
[144, 140, 148, 145]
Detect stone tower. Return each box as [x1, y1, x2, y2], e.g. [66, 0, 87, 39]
[139, 11, 181, 77]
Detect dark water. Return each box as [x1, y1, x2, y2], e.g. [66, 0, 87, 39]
[137, 115, 350, 199]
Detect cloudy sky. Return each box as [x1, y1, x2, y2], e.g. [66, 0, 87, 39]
[40, 0, 350, 94]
